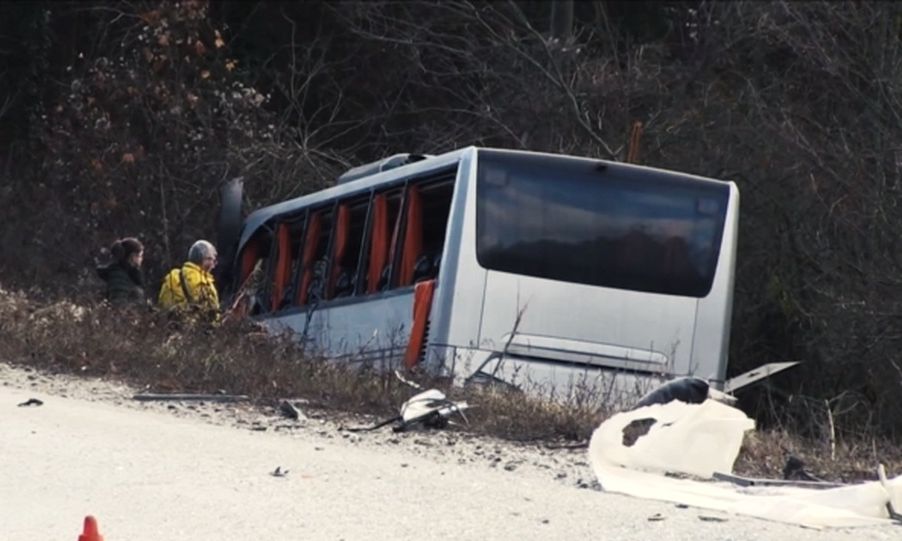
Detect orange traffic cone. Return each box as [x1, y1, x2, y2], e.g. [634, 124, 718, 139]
[78, 515, 105, 541]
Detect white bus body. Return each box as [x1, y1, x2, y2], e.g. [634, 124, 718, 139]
[224, 147, 739, 400]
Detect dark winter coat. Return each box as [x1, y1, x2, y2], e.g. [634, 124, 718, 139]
[96, 262, 146, 305]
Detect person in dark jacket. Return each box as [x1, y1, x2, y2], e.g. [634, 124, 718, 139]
[96, 237, 146, 305]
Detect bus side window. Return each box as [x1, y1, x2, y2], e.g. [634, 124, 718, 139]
[328, 198, 369, 300]
[296, 211, 321, 306]
[238, 237, 261, 289]
[270, 223, 291, 311]
[417, 180, 453, 282]
[398, 180, 454, 287]
[269, 218, 304, 311]
[298, 208, 333, 306]
[365, 193, 389, 294]
[398, 185, 423, 287]
[367, 189, 403, 293]
[236, 231, 271, 315]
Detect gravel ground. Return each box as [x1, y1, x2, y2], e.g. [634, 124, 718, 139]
[1, 362, 897, 540]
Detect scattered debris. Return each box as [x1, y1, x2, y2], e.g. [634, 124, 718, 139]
[394, 369, 424, 390]
[17, 398, 43, 407]
[544, 441, 589, 451]
[588, 377, 902, 529]
[344, 415, 402, 433]
[344, 388, 469, 433]
[397, 389, 469, 430]
[783, 455, 825, 482]
[132, 393, 249, 403]
[279, 400, 305, 421]
[711, 471, 843, 489]
[632, 377, 735, 410]
[270, 466, 289, 477]
[576, 479, 602, 490]
[647, 513, 666, 522]
[722, 362, 800, 394]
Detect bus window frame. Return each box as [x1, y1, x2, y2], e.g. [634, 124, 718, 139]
[245, 165, 459, 314]
[286, 208, 310, 308]
[352, 190, 376, 297]
[267, 213, 307, 312]
[255, 224, 277, 311]
[325, 194, 371, 300]
[303, 201, 338, 307]
[384, 182, 410, 290]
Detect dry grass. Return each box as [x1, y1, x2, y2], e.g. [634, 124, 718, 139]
[0, 288, 413, 415]
[0, 287, 601, 441]
[458, 386, 605, 442]
[2, 286, 900, 483]
[734, 428, 902, 483]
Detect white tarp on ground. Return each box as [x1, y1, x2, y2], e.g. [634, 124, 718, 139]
[588, 399, 902, 529]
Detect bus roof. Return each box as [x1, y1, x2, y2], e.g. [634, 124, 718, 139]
[236, 146, 734, 252]
[237, 147, 473, 250]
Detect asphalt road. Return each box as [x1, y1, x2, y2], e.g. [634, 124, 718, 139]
[0, 367, 895, 541]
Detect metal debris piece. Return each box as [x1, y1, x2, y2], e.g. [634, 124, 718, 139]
[344, 415, 402, 433]
[396, 389, 469, 431]
[723, 361, 800, 394]
[712, 471, 843, 490]
[632, 377, 735, 410]
[270, 466, 289, 477]
[279, 400, 304, 421]
[345, 388, 469, 433]
[544, 441, 589, 451]
[17, 398, 43, 407]
[394, 370, 424, 390]
[783, 455, 825, 483]
[133, 393, 249, 403]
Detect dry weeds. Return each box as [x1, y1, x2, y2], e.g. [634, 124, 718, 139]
[1, 286, 899, 483]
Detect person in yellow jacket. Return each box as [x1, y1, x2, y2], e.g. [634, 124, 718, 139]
[158, 240, 220, 320]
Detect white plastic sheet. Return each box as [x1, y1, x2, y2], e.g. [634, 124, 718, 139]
[588, 399, 902, 529]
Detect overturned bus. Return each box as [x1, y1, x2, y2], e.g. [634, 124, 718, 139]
[216, 147, 772, 399]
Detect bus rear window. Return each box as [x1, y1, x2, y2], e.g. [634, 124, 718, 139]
[475, 151, 730, 297]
